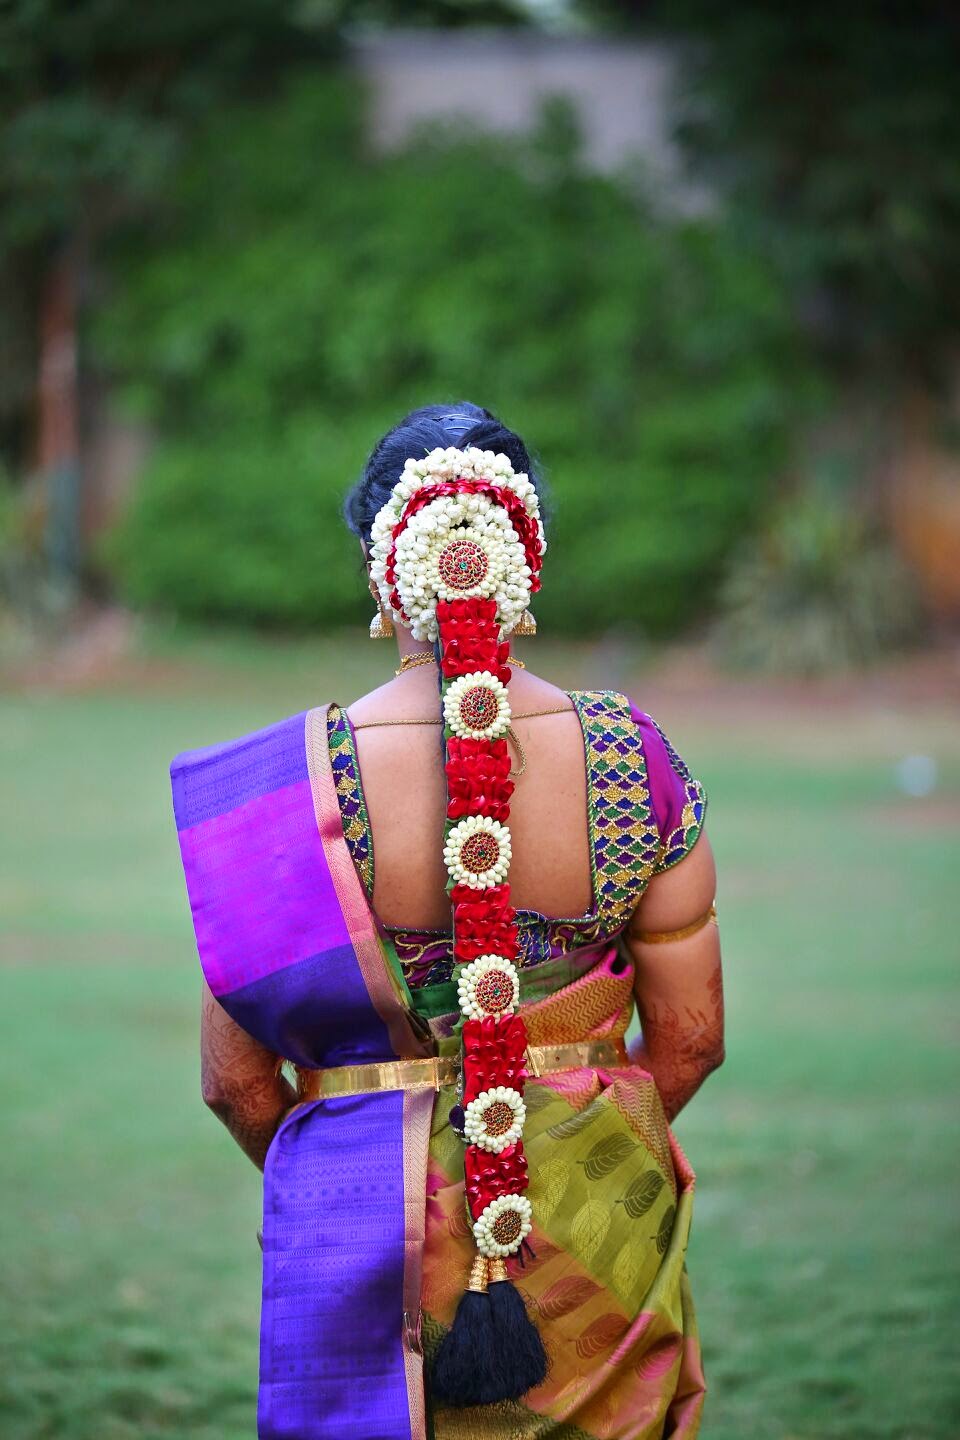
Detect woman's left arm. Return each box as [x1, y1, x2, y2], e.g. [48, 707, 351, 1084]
[623, 832, 725, 1122]
[200, 981, 297, 1170]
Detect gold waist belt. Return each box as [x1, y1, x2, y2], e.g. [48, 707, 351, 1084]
[297, 1038, 629, 1101]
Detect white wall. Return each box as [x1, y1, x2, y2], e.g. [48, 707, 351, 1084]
[349, 31, 709, 213]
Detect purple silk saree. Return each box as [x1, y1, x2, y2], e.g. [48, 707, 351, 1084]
[172, 706, 434, 1440]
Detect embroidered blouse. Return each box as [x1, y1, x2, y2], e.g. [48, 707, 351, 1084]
[327, 690, 706, 988]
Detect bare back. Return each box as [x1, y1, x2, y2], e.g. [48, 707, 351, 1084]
[348, 664, 593, 930]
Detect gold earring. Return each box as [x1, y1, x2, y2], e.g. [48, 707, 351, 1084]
[367, 578, 394, 639]
[514, 609, 537, 636]
[369, 605, 394, 639]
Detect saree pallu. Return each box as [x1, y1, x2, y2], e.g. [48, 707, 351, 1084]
[172, 705, 705, 1440]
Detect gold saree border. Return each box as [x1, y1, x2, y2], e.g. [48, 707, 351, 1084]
[304, 705, 432, 1061]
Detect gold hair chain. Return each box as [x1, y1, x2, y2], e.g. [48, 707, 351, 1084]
[360, 657, 564, 779]
[351, 709, 569, 728]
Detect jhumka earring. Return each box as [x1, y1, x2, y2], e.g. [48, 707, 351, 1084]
[369, 608, 394, 639]
[368, 581, 394, 639]
[514, 609, 537, 636]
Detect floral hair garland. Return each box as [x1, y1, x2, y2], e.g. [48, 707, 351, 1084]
[368, 446, 544, 643]
[370, 446, 547, 1403]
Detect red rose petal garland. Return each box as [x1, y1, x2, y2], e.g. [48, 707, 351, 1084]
[444, 739, 514, 821]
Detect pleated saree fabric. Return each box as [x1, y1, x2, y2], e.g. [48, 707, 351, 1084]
[171, 692, 707, 1439]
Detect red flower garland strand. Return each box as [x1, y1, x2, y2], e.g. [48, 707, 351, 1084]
[437, 598, 531, 1247]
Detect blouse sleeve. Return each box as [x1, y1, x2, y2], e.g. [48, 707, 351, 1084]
[628, 703, 708, 874]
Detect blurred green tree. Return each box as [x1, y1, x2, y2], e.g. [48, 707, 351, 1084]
[98, 78, 814, 634]
[0, 0, 527, 577]
[586, 1, 960, 381]
[0, 0, 341, 602]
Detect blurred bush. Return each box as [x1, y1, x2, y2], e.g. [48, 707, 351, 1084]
[714, 485, 924, 673]
[98, 76, 816, 635]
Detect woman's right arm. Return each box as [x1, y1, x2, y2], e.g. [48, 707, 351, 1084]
[622, 831, 725, 1123]
[200, 982, 297, 1170]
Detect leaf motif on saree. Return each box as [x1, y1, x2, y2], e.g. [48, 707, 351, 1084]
[514, 1281, 538, 1310]
[574, 1311, 630, 1360]
[522, 1081, 555, 1112]
[531, 1154, 572, 1223]
[570, 1196, 611, 1265]
[527, 1235, 562, 1267]
[618, 1169, 665, 1218]
[611, 1239, 646, 1300]
[635, 1333, 682, 1380]
[654, 1203, 676, 1256]
[545, 1102, 599, 1142]
[446, 1202, 473, 1241]
[537, 1273, 601, 1321]
[578, 1132, 636, 1181]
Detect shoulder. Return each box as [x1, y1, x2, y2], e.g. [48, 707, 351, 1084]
[170, 707, 330, 831]
[627, 704, 696, 783]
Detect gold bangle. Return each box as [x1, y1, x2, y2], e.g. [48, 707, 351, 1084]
[634, 902, 718, 944]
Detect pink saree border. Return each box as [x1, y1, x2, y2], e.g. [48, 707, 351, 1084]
[304, 705, 432, 1061]
[305, 705, 435, 1440]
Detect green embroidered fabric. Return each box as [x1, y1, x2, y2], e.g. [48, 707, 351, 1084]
[575, 689, 661, 930]
[327, 704, 374, 896]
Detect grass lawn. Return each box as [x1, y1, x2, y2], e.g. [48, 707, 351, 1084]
[1, 626, 958, 1439]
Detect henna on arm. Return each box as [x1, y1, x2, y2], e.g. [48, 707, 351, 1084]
[624, 832, 725, 1122]
[200, 981, 297, 1170]
[629, 962, 725, 1121]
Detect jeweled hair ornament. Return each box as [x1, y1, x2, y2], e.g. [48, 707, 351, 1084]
[367, 446, 546, 642]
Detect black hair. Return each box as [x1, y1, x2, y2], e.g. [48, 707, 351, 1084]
[343, 402, 547, 546]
